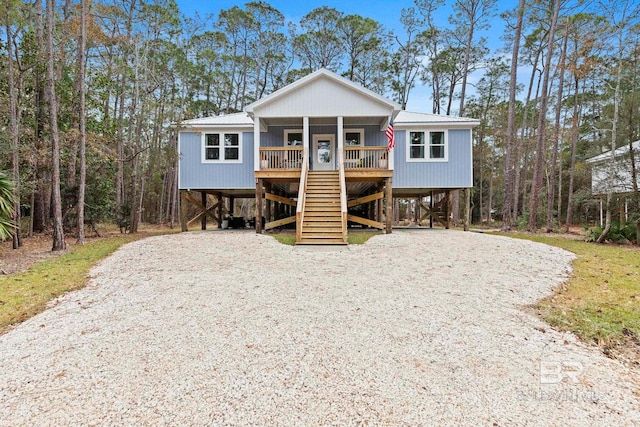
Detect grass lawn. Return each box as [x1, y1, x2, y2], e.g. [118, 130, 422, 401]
[273, 231, 382, 246]
[494, 233, 640, 353]
[0, 230, 171, 334]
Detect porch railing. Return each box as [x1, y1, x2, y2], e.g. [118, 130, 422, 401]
[337, 146, 348, 243]
[343, 146, 389, 169]
[259, 147, 303, 170]
[295, 147, 309, 243]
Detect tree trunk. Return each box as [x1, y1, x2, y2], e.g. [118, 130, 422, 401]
[565, 76, 581, 230]
[546, 19, 570, 232]
[6, 22, 22, 249]
[528, 0, 561, 232]
[514, 47, 542, 222]
[46, 0, 66, 251]
[76, 0, 90, 244]
[501, 0, 525, 231]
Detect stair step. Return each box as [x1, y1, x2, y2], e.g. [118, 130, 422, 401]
[301, 226, 343, 231]
[296, 240, 347, 245]
[305, 201, 340, 206]
[306, 194, 340, 199]
[304, 207, 341, 212]
[300, 233, 344, 239]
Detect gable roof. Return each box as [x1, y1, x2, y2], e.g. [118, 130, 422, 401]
[586, 140, 640, 164]
[245, 68, 401, 116]
[395, 111, 480, 126]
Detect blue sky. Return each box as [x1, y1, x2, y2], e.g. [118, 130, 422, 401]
[176, 0, 514, 112]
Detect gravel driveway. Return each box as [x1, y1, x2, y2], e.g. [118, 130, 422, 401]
[1, 230, 639, 425]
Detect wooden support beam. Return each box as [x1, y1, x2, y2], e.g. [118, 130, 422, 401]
[377, 183, 383, 223]
[180, 190, 188, 232]
[385, 178, 393, 234]
[418, 203, 447, 228]
[463, 188, 470, 231]
[429, 191, 434, 228]
[184, 192, 219, 224]
[348, 191, 384, 208]
[347, 214, 384, 229]
[201, 191, 207, 230]
[265, 215, 296, 230]
[229, 196, 235, 216]
[265, 183, 272, 222]
[256, 179, 263, 233]
[445, 190, 451, 229]
[217, 192, 223, 228]
[266, 192, 297, 207]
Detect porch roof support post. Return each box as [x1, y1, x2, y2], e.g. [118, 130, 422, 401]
[337, 116, 344, 166]
[303, 116, 309, 162]
[254, 116, 261, 171]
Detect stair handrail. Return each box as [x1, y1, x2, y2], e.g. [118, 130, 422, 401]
[296, 147, 309, 243]
[338, 147, 348, 243]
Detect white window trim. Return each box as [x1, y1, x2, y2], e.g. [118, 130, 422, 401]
[343, 128, 365, 147]
[284, 129, 304, 146]
[405, 129, 448, 162]
[201, 130, 243, 164]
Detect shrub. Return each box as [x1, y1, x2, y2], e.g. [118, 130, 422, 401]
[585, 221, 637, 244]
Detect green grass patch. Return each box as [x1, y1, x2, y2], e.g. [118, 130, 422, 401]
[272, 231, 382, 246]
[348, 231, 382, 244]
[493, 232, 640, 348]
[0, 233, 161, 333]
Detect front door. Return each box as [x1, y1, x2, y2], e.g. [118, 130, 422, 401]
[312, 134, 335, 171]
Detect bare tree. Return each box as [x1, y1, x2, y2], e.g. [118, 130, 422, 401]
[501, 0, 526, 231]
[46, 0, 66, 251]
[527, 0, 561, 232]
[76, 0, 90, 244]
[546, 18, 570, 232]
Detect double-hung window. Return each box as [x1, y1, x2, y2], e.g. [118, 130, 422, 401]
[407, 130, 447, 161]
[203, 132, 241, 162]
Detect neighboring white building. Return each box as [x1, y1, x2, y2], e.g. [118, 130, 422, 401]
[586, 140, 639, 226]
[586, 140, 640, 195]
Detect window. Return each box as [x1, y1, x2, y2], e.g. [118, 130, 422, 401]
[284, 129, 303, 146]
[429, 131, 445, 159]
[224, 134, 239, 160]
[205, 134, 220, 160]
[344, 129, 364, 146]
[202, 132, 241, 162]
[407, 130, 448, 161]
[409, 132, 425, 159]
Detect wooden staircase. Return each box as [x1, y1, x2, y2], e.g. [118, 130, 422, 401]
[297, 171, 347, 245]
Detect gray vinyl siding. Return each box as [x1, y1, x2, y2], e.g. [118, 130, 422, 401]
[393, 129, 472, 189]
[262, 125, 387, 147]
[179, 131, 255, 189]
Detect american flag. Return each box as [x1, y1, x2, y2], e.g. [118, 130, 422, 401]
[386, 117, 395, 151]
